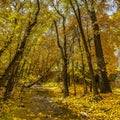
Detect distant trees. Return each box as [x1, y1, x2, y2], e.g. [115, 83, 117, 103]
[0, 0, 59, 100]
[48, 0, 114, 96]
[0, 0, 118, 100]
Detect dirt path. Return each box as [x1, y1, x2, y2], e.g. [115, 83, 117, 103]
[19, 84, 81, 120]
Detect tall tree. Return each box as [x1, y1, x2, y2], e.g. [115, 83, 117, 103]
[1, 0, 40, 100]
[83, 0, 112, 93]
[69, 0, 99, 95]
[52, 1, 69, 97]
[54, 18, 69, 97]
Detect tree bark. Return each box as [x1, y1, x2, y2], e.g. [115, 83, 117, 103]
[89, 0, 112, 93]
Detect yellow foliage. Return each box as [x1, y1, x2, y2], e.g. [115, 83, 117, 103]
[1, 82, 120, 120]
[26, 112, 35, 117]
[13, 118, 26, 120]
[37, 112, 45, 117]
[33, 118, 41, 120]
[50, 83, 120, 120]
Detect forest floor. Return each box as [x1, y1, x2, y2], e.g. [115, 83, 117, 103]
[0, 82, 120, 120]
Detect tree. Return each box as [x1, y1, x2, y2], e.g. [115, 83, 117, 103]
[1, 0, 40, 100]
[69, 0, 99, 95]
[83, 0, 112, 93]
[51, 0, 69, 97]
[54, 18, 69, 97]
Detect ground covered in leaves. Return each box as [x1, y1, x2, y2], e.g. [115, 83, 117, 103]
[0, 82, 120, 120]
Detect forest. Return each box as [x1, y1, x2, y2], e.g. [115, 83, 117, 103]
[0, 0, 120, 120]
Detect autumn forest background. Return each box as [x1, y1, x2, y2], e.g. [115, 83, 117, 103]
[0, 0, 120, 120]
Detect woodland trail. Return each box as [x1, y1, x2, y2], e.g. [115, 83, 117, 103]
[17, 84, 81, 120]
[1, 83, 120, 120]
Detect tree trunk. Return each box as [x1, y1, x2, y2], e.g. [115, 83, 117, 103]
[54, 18, 69, 98]
[3, 66, 18, 100]
[63, 58, 69, 97]
[1, 0, 40, 100]
[89, 3, 112, 93]
[69, 0, 99, 95]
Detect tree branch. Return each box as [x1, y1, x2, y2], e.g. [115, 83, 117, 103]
[53, 20, 64, 59]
